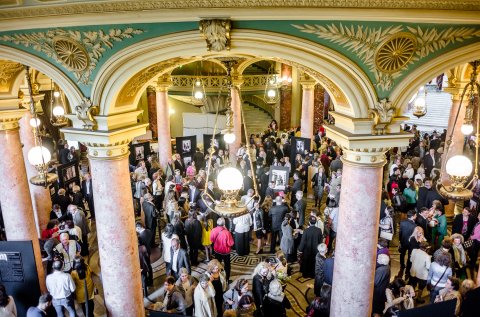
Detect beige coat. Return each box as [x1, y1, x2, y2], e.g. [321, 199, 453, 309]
[194, 282, 217, 317]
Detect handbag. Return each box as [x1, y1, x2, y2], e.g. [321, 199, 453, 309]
[223, 289, 234, 311]
[427, 266, 448, 291]
[463, 239, 474, 249]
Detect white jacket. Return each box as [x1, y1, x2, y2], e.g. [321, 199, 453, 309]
[410, 248, 431, 280]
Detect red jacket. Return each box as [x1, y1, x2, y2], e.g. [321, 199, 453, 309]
[210, 226, 234, 254]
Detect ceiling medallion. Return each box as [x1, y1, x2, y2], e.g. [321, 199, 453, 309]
[53, 36, 89, 71]
[375, 32, 417, 74]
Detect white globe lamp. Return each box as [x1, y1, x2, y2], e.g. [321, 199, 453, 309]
[27, 146, 51, 166]
[194, 91, 204, 100]
[29, 118, 41, 128]
[446, 155, 473, 178]
[223, 132, 236, 144]
[52, 105, 65, 117]
[461, 123, 474, 136]
[267, 89, 276, 98]
[217, 167, 243, 192]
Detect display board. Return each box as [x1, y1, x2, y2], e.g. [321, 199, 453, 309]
[203, 134, 225, 154]
[290, 137, 311, 163]
[129, 142, 151, 165]
[0, 241, 41, 317]
[57, 161, 80, 192]
[176, 136, 196, 166]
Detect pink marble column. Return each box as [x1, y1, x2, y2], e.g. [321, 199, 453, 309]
[19, 111, 52, 236]
[229, 86, 242, 162]
[0, 120, 46, 292]
[300, 81, 315, 141]
[331, 152, 385, 317]
[89, 151, 144, 317]
[156, 82, 172, 169]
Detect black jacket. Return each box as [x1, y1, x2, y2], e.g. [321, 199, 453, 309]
[184, 218, 203, 249]
[416, 187, 429, 210]
[142, 200, 157, 230]
[425, 189, 449, 210]
[252, 274, 272, 308]
[269, 204, 289, 231]
[294, 199, 307, 227]
[168, 247, 191, 275]
[452, 214, 476, 239]
[399, 219, 416, 247]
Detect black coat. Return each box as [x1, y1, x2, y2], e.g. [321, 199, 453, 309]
[269, 204, 289, 231]
[416, 214, 430, 239]
[262, 294, 291, 317]
[142, 200, 157, 230]
[185, 218, 203, 249]
[54, 195, 71, 214]
[138, 228, 153, 254]
[425, 189, 449, 210]
[174, 159, 185, 175]
[399, 219, 416, 247]
[299, 225, 323, 278]
[72, 192, 84, 207]
[416, 187, 429, 210]
[294, 198, 307, 228]
[252, 274, 272, 308]
[452, 214, 476, 239]
[373, 264, 391, 314]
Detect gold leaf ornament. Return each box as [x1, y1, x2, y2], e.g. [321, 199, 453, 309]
[53, 36, 89, 71]
[375, 33, 417, 74]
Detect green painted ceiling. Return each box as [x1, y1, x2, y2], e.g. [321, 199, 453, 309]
[0, 20, 479, 100]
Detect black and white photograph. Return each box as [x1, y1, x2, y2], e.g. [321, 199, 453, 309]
[57, 161, 80, 189]
[296, 139, 305, 153]
[269, 166, 289, 191]
[203, 134, 225, 154]
[182, 139, 192, 153]
[135, 146, 145, 160]
[63, 165, 77, 183]
[176, 136, 196, 158]
[290, 137, 311, 163]
[183, 156, 192, 167]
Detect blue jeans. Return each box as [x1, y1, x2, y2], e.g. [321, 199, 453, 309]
[53, 295, 76, 317]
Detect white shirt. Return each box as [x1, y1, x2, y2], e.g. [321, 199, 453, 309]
[172, 248, 179, 272]
[86, 180, 90, 195]
[327, 207, 339, 233]
[46, 271, 76, 299]
[233, 213, 252, 233]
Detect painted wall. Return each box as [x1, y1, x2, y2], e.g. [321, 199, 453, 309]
[168, 97, 202, 138]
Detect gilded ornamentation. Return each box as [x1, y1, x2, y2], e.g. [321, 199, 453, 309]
[75, 97, 99, 130]
[369, 99, 395, 135]
[84, 139, 132, 160]
[199, 19, 231, 51]
[0, 27, 144, 84]
[0, 61, 23, 92]
[375, 33, 417, 74]
[292, 23, 480, 91]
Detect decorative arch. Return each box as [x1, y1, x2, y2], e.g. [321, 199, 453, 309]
[92, 29, 377, 119]
[390, 42, 480, 114]
[0, 45, 84, 110]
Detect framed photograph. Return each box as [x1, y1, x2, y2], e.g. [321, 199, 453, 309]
[129, 142, 151, 165]
[269, 166, 289, 191]
[183, 156, 192, 167]
[290, 137, 311, 163]
[176, 136, 196, 158]
[182, 139, 192, 153]
[57, 161, 80, 190]
[135, 145, 145, 160]
[203, 134, 225, 154]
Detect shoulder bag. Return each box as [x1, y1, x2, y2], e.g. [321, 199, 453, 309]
[427, 266, 448, 291]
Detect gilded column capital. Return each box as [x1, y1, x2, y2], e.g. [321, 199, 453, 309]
[156, 75, 172, 93]
[232, 76, 244, 89]
[61, 123, 148, 160]
[299, 78, 317, 90]
[0, 99, 27, 131]
[341, 147, 389, 167]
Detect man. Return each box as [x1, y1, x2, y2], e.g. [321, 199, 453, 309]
[389, 158, 401, 177]
[314, 243, 328, 296]
[54, 233, 81, 272]
[174, 153, 185, 175]
[290, 172, 303, 207]
[168, 237, 191, 280]
[188, 182, 201, 207]
[136, 222, 153, 255]
[326, 199, 339, 252]
[159, 276, 187, 314]
[425, 179, 449, 211]
[193, 147, 205, 171]
[185, 210, 202, 266]
[423, 148, 440, 178]
[269, 196, 289, 253]
[299, 216, 324, 278]
[265, 181, 275, 199]
[328, 169, 342, 201]
[68, 204, 89, 256]
[243, 169, 254, 194]
[50, 204, 65, 221]
[27, 293, 53, 317]
[416, 207, 430, 238]
[210, 217, 234, 281]
[323, 254, 335, 286]
[416, 178, 430, 210]
[414, 141, 426, 159]
[46, 260, 76, 317]
[165, 158, 176, 180]
[53, 189, 71, 214]
[240, 188, 255, 212]
[142, 193, 158, 247]
[293, 191, 306, 228]
[399, 209, 417, 273]
[59, 143, 70, 165]
[81, 173, 95, 219]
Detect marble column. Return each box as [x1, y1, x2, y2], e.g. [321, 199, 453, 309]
[146, 86, 158, 139]
[300, 79, 316, 141]
[19, 109, 52, 236]
[0, 107, 46, 292]
[86, 141, 144, 317]
[331, 148, 387, 317]
[156, 77, 172, 169]
[229, 80, 243, 163]
[280, 64, 292, 129]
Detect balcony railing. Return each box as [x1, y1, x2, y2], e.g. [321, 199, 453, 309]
[170, 74, 278, 92]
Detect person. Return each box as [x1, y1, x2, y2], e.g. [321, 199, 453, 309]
[185, 210, 202, 266]
[293, 191, 306, 228]
[46, 260, 76, 317]
[459, 278, 480, 317]
[70, 256, 95, 317]
[383, 278, 415, 316]
[251, 198, 265, 254]
[68, 204, 89, 256]
[0, 283, 16, 317]
[176, 268, 198, 316]
[81, 173, 95, 219]
[431, 203, 448, 249]
[168, 237, 191, 280]
[379, 206, 394, 244]
[71, 185, 84, 207]
[233, 209, 253, 256]
[290, 172, 303, 207]
[136, 222, 153, 255]
[54, 188, 71, 214]
[205, 259, 227, 317]
[235, 294, 256, 317]
[252, 262, 273, 310]
[223, 278, 251, 310]
[324, 198, 339, 252]
[423, 148, 440, 179]
[434, 276, 461, 316]
[261, 279, 291, 317]
[142, 193, 159, 247]
[162, 224, 177, 274]
[269, 196, 289, 254]
[200, 214, 213, 262]
[372, 254, 391, 317]
[409, 241, 431, 303]
[427, 251, 453, 303]
[399, 210, 417, 272]
[280, 214, 295, 263]
[306, 284, 331, 317]
[156, 276, 187, 315]
[468, 212, 480, 278]
[451, 233, 467, 278]
[452, 207, 476, 241]
[194, 274, 217, 317]
[314, 243, 328, 297]
[403, 180, 417, 211]
[311, 165, 327, 207]
[54, 233, 81, 272]
[415, 207, 430, 239]
[298, 216, 323, 278]
[27, 293, 53, 317]
[210, 217, 234, 281]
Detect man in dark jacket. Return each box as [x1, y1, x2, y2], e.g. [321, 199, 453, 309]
[290, 171, 303, 207]
[416, 179, 429, 210]
[314, 243, 328, 296]
[184, 210, 202, 265]
[293, 191, 307, 228]
[372, 254, 391, 316]
[299, 216, 324, 278]
[168, 237, 191, 280]
[399, 210, 417, 271]
[193, 148, 205, 171]
[142, 193, 158, 247]
[81, 172, 95, 219]
[423, 148, 440, 178]
[269, 196, 289, 253]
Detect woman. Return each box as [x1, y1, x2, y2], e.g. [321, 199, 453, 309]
[379, 206, 394, 243]
[0, 284, 16, 317]
[252, 262, 273, 309]
[452, 207, 476, 241]
[176, 267, 198, 316]
[306, 284, 331, 317]
[186, 161, 197, 181]
[71, 185, 84, 207]
[205, 259, 227, 317]
[70, 256, 95, 317]
[172, 213, 188, 250]
[459, 279, 478, 317]
[200, 214, 213, 263]
[311, 165, 327, 207]
[162, 224, 177, 274]
[409, 241, 431, 303]
[236, 294, 257, 317]
[261, 279, 291, 317]
[194, 274, 217, 317]
[383, 278, 415, 316]
[252, 198, 265, 254]
[408, 226, 427, 258]
[427, 252, 453, 303]
[261, 196, 273, 247]
[223, 278, 251, 310]
[403, 163, 415, 180]
[233, 210, 253, 256]
[165, 190, 178, 223]
[280, 214, 295, 263]
[434, 276, 461, 316]
[152, 172, 165, 212]
[403, 180, 417, 211]
[467, 211, 480, 275]
[431, 206, 448, 249]
[451, 233, 467, 279]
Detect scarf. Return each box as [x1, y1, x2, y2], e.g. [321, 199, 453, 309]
[452, 245, 466, 268]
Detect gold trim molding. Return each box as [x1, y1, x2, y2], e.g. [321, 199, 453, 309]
[0, 108, 27, 131]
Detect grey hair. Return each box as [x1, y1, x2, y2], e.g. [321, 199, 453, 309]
[317, 243, 327, 255]
[217, 217, 225, 226]
[268, 279, 283, 296]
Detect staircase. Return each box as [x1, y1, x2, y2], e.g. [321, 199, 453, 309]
[405, 89, 452, 133]
[242, 103, 273, 135]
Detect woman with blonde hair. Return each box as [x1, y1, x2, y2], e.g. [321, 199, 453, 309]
[176, 267, 198, 316]
[451, 233, 467, 279]
[206, 259, 227, 317]
[194, 274, 217, 317]
[261, 196, 273, 247]
[165, 190, 178, 223]
[199, 213, 213, 262]
[72, 184, 84, 207]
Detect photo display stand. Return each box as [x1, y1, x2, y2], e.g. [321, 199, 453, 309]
[290, 136, 311, 163]
[203, 134, 225, 154]
[176, 136, 196, 166]
[129, 141, 151, 165]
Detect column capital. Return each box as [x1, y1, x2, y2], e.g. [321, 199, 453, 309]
[232, 74, 244, 88]
[0, 102, 28, 131]
[156, 75, 172, 92]
[61, 123, 148, 160]
[299, 78, 316, 90]
[326, 124, 412, 166]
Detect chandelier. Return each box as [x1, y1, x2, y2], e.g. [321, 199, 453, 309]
[24, 66, 58, 187]
[412, 86, 427, 118]
[50, 80, 68, 127]
[264, 65, 280, 104]
[201, 60, 258, 218]
[191, 77, 207, 107]
[438, 61, 479, 201]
